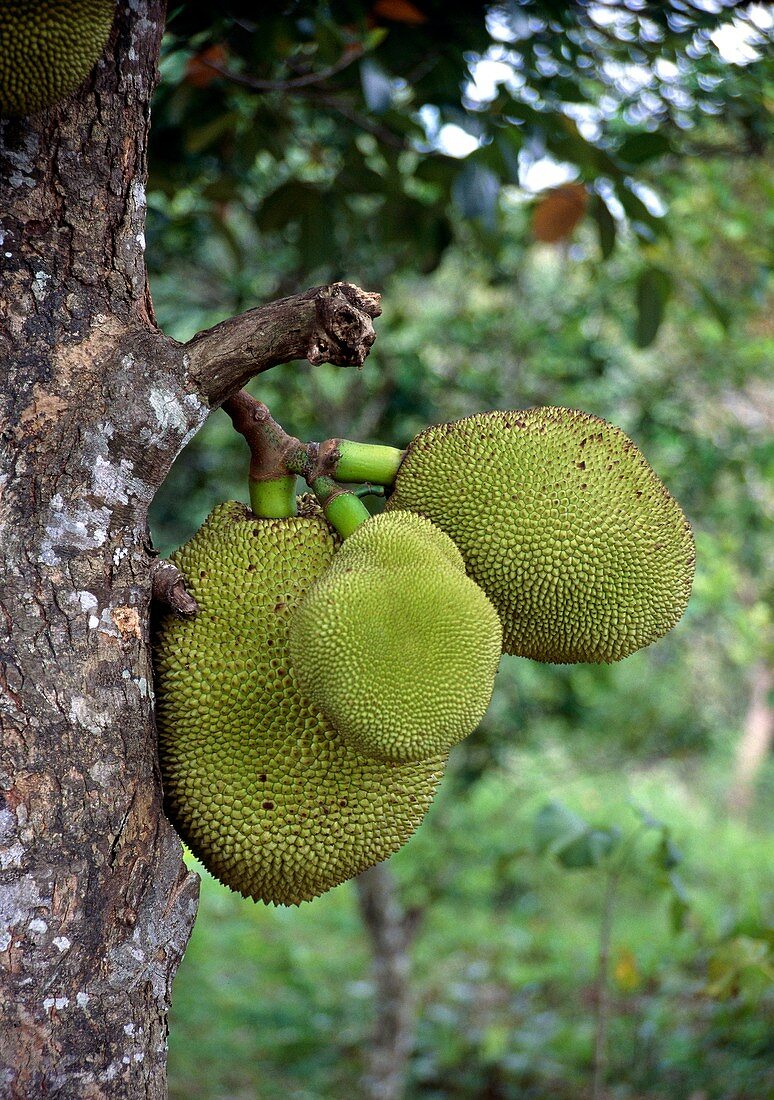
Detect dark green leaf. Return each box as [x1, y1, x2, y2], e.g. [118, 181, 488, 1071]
[557, 828, 620, 870]
[617, 132, 673, 165]
[202, 178, 240, 203]
[654, 834, 683, 871]
[184, 111, 238, 155]
[414, 156, 457, 188]
[698, 283, 733, 329]
[635, 266, 673, 347]
[258, 182, 319, 232]
[533, 802, 587, 855]
[299, 194, 338, 271]
[618, 185, 670, 240]
[543, 116, 622, 178]
[668, 872, 690, 932]
[591, 194, 616, 259]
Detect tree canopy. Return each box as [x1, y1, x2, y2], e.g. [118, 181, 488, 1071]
[150, 1, 771, 340]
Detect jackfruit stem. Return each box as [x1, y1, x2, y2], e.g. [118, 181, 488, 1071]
[333, 441, 405, 486]
[353, 484, 386, 499]
[224, 392, 304, 510]
[249, 475, 298, 519]
[311, 477, 371, 538]
[223, 393, 395, 525]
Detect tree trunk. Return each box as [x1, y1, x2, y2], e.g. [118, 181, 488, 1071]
[0, 5, 200, 1095]
[0, 5, 380, 1095]
[726, 660, 773, 817]
[355, 864, 423, 1100]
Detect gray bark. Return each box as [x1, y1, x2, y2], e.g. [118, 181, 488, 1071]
[355, 864, 423, 1100]
[0, 4, 379, 1095]
[0, 5, 199, 1095]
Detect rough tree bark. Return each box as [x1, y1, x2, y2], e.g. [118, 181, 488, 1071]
[0, 4, 379, 1096]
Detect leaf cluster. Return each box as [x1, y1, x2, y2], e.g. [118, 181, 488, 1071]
[150, 1, 771, 340]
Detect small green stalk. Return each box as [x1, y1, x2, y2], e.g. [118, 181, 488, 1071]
[249, 475, 297, 519]
[327, 494, 371, 537]
[312, 476, 371, 538]
[333, 441, 405, 486]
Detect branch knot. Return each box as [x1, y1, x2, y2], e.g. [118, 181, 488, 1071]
[312, 283, 380, 368]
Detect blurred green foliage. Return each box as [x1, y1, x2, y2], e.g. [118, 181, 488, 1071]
[151, 149, 772, 1094]
[168, 753, 773, 1099]
[151, 1, 772, 339]
[147, 4, 772, 1097]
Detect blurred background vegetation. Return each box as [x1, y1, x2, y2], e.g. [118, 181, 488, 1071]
[148, 3, 772, 1097]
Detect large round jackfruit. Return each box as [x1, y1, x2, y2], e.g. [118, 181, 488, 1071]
[289, 511, 503, 764]
[0, 1, 115, 117]
[386, 408, 695, 663]
[153, 501, 445, 907]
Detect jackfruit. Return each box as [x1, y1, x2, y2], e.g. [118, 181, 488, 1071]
[386, 408, 695, 663]
[0, 1, 115, 117]
[153, 501, 445, 906]
[289, 512, 502, 764]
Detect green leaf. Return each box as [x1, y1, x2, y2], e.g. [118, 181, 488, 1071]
[667, 871, 690, 933]
[655, 834, 683, 871]
[202, 178, 240, 203]
[475, 132, 522, 184]
[543, 115, 622, 178]
[258, 182, 319, 232]
[698, 282, 733, 330]
[635, 266, 673, 347]
[533, 802, 587, 856]
[591, 194, 616, 259]
[299, 194, 338, 271]
[363, 27, 388, 52]
[556, 828, 620, 870]
[617, 131, 673, 165]
[669, 892, 689, 934]
[617, 184, 669, 240]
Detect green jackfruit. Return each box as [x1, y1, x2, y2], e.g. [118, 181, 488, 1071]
[386, 408, 695, 663]
[289, 512, 502, 764]
[0, 1, 115, 117]
[154, 501, 445, 906]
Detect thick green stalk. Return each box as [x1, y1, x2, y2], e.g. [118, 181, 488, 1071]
[249, 475, 297, 519]
[312, 476, 371, 538]
[334, 441, 405, 485]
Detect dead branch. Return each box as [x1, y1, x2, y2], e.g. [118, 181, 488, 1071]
[185, 282, 381, 407]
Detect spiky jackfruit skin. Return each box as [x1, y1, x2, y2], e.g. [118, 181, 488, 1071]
[387, 409, 695, 664]
[0, 1, 115, 117]
[154, 502, 445, 906]
[289, 512, 502, 764]
[342, 508, 468, 575]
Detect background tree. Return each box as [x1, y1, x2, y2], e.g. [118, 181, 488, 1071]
[148, 9, 770, 1094]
